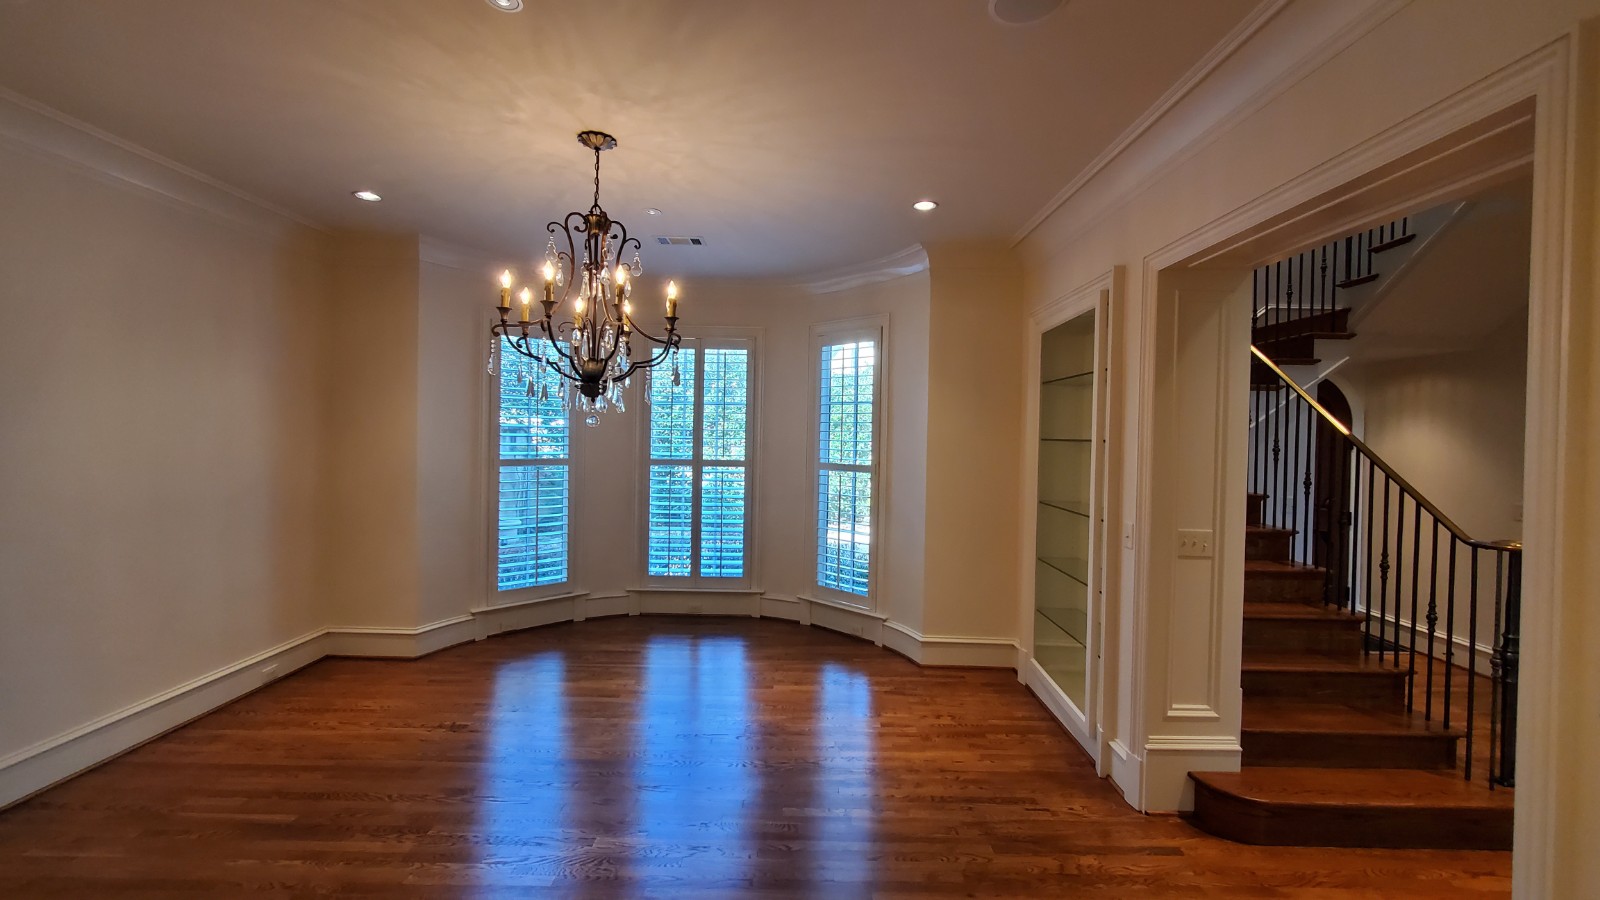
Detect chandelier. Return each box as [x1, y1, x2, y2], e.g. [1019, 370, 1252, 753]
[493, 130, 682, 424]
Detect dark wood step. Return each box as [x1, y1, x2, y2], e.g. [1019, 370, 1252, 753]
[1242, 652, 1409, 708]
[1255, 334, 1316, 361]
[1245, 526, 1294, 563]
[1187, 767, 1512, 850]
[1369, 233, 1417, 253]
[1335, 273, 1380, 289]
[1254, 354, 1320, 368]
[1251, 309, 1350, 344]
[1242, 601, 1364, 656]
[1246, 493, 1265, 527]
[1241, 698, 1460, 769]
[1244, 561, 1326, 604]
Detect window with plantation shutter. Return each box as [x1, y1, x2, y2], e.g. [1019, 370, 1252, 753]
[815, 329, 881, 603]
[643, 338, 753, 586]
[496, 342, 569, 590]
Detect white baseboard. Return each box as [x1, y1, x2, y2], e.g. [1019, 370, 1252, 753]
[323, 615, 477, 658]
[758, 593, 806, 622]
[884, 621, 1019, 668]
[1142, 734, 1243, 812]
[1108, 739, 1142, 808]
[631, 588, 762, 617]
[0, 627, 326, 810]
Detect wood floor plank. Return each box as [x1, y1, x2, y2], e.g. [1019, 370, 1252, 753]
[0, 618, 1510, 897]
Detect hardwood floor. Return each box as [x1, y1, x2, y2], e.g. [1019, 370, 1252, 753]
[0, 618, 1511, 898]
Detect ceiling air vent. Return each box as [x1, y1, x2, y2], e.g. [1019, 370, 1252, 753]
[655, 236, 706, 246]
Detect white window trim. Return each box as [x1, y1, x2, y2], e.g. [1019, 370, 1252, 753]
[484, 333, 573, 604]
[809, 316, 887, 611]
[636, 327, 762, 591]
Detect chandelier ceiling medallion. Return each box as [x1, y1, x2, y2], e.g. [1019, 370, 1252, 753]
[493, 130, 682, 424]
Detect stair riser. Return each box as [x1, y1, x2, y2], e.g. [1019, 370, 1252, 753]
[1241, 731, 1458, 770]
[1187, 780, 1512, 850]
[1245, 573, 1325, 604]
[1242, 620, 1363, 656]
[1242, 671, 1407, 708]
[1252, 309, 1351, 344]
[1245, 530, 1293, 563]
[1246, 494, 1265, 527]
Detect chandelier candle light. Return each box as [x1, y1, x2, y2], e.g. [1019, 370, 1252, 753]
[492, 130, 682, 425]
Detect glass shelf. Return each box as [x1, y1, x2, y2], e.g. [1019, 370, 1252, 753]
[1034, 308, 1095, 714]
[1038, 498, 1090, 518]
[1042, 370, 1094, 387]
[1038, 555, 1089, 586]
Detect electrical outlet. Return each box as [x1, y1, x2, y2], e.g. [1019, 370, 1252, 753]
[1177, 529, 1214, 559]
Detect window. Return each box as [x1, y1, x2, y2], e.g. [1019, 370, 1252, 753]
[815, 331, 880, 600]
[496, 343, 569, 590]
[644, 339, 753, 583]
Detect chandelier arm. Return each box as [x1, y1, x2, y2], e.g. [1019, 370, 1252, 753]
[617, 340, 679, 382]
[550, 214, 584, 304]
[537, 320, 582, 371]
[625, 319, 677, 345]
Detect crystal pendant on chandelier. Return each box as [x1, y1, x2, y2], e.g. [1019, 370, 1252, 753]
[489, 130, 682, 421]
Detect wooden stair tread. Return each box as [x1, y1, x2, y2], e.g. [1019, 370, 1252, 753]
[1189, 768, 1511, 810]
[1370, 233, 1417, 253]
[1242, 601, 1361, 622]
[1244, 560, 1325, 577]
[1242, 698, 1457, 736]
[1243, 652, 1407, 674]
[1245, 525, 1295, 537]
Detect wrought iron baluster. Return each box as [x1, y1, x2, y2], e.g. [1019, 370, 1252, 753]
[1494, 551, 1520, 788]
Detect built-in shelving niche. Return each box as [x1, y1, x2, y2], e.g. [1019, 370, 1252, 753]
[1023, 288, 1109, 770]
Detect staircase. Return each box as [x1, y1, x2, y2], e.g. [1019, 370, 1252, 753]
[1185, 219, 1521, 851]
[1186, 489, 1513, 850]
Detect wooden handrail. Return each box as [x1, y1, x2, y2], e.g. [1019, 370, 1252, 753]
[1249, 345, 1519, 555]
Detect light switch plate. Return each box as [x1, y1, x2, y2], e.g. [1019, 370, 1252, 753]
[1177, 528, 1214, 559]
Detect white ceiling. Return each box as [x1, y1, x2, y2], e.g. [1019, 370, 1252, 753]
[0, 0, 1260, 277]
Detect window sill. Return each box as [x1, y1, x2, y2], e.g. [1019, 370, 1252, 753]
[628, 586, 763, 595]
[798, 592, 887, 620]
[470, 589, 587, 615]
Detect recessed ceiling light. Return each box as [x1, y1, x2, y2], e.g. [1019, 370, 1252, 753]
[989, 0, 1066, 26]
[913, 199, 939, 212]
[485, 0, 523, 10]
[645, 208, 663, 216]
[352, 190, 382, 202]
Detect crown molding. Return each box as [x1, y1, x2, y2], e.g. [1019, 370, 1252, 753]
[799, 244, 929, 294]
[1015, 0, 1408, 251]
[0, 87, 322, 237]
[1009, 0, 1294, 245]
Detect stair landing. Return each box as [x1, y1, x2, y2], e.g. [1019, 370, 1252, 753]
[1188, 768, 1512, 850]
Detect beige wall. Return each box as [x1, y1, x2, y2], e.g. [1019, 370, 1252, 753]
[1347, 321, 1529, 545]
[0, 140, 327, 765]
[319, 236, 422, 628]
[923, 245, 1023, 639]
[417, 258, 490, 625]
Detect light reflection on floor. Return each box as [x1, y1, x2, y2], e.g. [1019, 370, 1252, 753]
[816, 661, 875, 896]
[636, 635, 752, 888]
[474, 631, 875, 894]
[478, 652, 569, 896]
